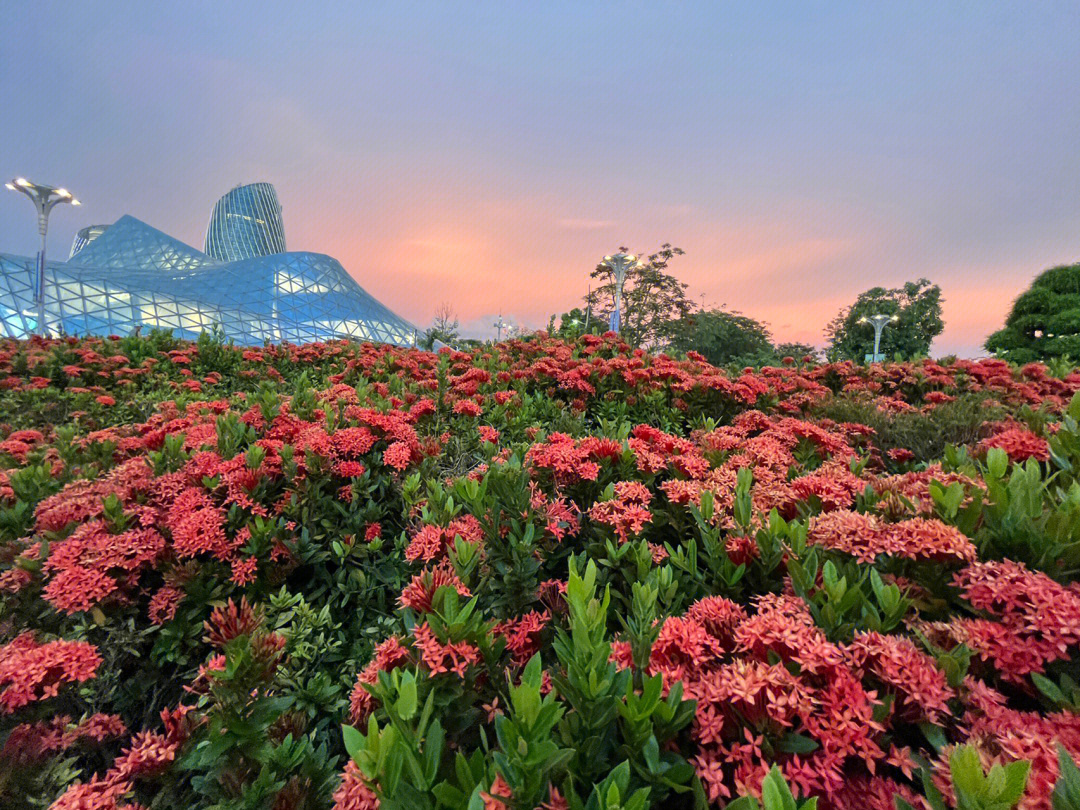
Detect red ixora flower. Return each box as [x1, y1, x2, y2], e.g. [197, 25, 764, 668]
[412, 622, 481, 677]
[979, 426, 1050, 462]
[398, 562, 471, 614]
[807, 510, 975, 564]
[0, 633, 101, 714]
[587, 480, 653, 543]
[405, 514, 484, 563]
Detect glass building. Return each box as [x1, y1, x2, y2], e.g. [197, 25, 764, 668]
[69, 224, 111, 259]
[204, 182, 286, 261]
[0, 185, 418, 346]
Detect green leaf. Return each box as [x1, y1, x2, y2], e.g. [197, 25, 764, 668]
[424, 720, 445, 785]
[724, 798, 761, 810]
[997, 759, 1030, 806]
[1053, 744, 1080, 810]
[987, 447, 1008, 479]
[1033, 673, 1067, 705]
[778, 733, 820, 755]
[920, 722, 948, 752]
[949, 745, 985, 799]
[760, 766, 798, 810]
[397, 671, 418, 720]
[342, 724, 365, 765]
[642, 735, 661, 774]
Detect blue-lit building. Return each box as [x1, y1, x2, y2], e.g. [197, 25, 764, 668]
[69, 224, 111, 259]
[0, 184, 418, 346]
[204, 182, 286, 261]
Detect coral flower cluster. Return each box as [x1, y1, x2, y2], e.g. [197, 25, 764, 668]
[0, 333, 1079, 810]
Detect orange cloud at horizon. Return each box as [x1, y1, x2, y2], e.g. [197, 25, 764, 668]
[279, 178, 1044, 357]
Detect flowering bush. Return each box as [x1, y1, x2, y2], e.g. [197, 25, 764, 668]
[1, 331, 1080, 809]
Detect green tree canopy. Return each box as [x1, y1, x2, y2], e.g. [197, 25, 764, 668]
[546, 307, 604, 340]
[667, 308, 775, 367]
[584, 244, 693, 348]
[774, 342, 820, 363]
[825, 278, 944, 361]
[985, 262, 1080, 363]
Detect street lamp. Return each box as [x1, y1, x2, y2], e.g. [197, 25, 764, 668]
[493, 313, 508, 341]
[857, 313, 899, 363]
[6, 177, 81, 337]
[601, 253, 638, 333]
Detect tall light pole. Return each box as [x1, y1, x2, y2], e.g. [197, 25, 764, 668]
[493, 313, 507, 341]
[6, 178, 81, 337]
[858, 313, 899, 363]
[602, 252, 638, 333]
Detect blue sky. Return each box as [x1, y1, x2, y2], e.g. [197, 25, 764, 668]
[3, 2, 1078, 353]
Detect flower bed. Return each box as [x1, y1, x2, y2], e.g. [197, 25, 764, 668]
[1, 332, 1080, 809]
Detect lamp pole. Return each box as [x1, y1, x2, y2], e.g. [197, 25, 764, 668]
[602, 252, 638, 333]
[493, 313, 507, 342]
[6, 178, 81, 337]
[858, 313, 899, 363]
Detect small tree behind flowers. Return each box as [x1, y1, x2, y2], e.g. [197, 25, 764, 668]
[584, 244, 693, 349]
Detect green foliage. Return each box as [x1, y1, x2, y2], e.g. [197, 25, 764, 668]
[584, 244, 693, 348]
[896, 744, 1030, 810]
[774, 342, 819, 362]
[341, 561, 695, 809]
[724, 767, 818, 810]
[975, 449, 1080, 580]
[1054, 745, 1080, 810]
[667, 308, 776, 368]
[818, 393, 1000, 463]
[787, 552, 912, 641]
[825, 278, 944, 361]
[985, 263, 1080, 363]
[547, 308, 605, 340]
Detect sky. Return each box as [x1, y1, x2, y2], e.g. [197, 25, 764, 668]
[2, 2, 1078, 355]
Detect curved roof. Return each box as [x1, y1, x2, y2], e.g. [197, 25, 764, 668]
[0, 215, 417, 346]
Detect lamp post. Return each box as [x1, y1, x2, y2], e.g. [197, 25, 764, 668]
[602, 253, 638, 333]
[858, 313, 899, 363]
[493, 313, 507, 342]
[6, 177, 81, 337]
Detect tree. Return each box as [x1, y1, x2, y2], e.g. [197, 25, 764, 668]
[825, 279, 944, 362]
[985, 262, 1080, 363]
[421, 303, 460, 350]
[583, 244, 693, 348]
[774, 342, 820, 363]
[667, 308, 776, 367]
[546, 307, 604, 340]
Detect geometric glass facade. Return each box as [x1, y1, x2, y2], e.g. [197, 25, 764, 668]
[204, 182, 286, 261]
[0, 185, 418, 346]
[69, 224, 111, 259]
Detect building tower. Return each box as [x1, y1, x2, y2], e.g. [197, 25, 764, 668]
[204, 182, 286, 261]
[69, 224, 111, 259]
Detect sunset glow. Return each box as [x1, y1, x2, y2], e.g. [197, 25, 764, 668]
[2, 2, 1077, 356]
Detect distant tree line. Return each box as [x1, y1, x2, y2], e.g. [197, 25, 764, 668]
[424, 246, 1080, 366]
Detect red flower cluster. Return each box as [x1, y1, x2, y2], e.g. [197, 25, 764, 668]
[525, 432, 622, 485]
[941, 560, 1080, 681]
[587, 481, 653, 543]
[807, 510, 976, 564]
[0, 634, 101, 714]
[979, 426, 1051, 462]
[404, 514, 484, 562]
